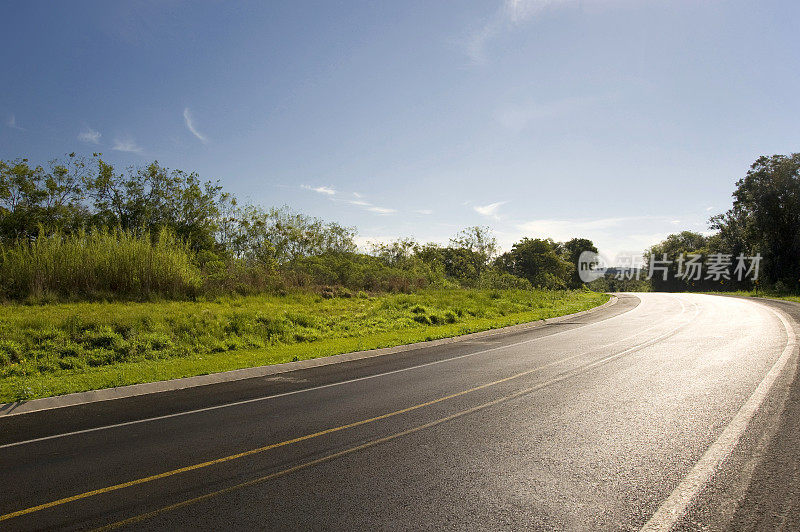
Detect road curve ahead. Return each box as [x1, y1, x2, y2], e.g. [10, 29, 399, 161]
[1, 293, 799, 531]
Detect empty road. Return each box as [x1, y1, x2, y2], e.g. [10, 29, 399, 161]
[1, 292, 799, 530]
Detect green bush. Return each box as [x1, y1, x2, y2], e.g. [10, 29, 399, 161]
[477, 269, 533, 291]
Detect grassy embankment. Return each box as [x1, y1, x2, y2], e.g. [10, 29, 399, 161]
[0, 289, 608, 402]
[709, 290, 800, 303]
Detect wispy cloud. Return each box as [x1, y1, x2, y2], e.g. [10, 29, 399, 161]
[416, 209, 433, 215]
[302, 186, 396, 215]
[516, 216, 639, 236]
[6, 114, 24, 130]
[78, 126, 101, 144]
[301, 184, 337, 195]
[465, 0, 583, 64]
[345, 194, 396, 215]
[183, 107, 208, 143]
[474, 201, 507, 218]
[112, 136, 143, 153]
[366, 206, 397, 215]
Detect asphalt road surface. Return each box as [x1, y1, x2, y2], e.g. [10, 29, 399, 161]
[1, 292, 799, 531]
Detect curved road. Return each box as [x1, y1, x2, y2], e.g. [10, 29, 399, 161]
[1, 293, 799, 530]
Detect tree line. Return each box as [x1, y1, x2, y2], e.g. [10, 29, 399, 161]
[645, 153, 800, 293]
[0, 154, 598, 300]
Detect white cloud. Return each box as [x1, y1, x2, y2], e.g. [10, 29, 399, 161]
[367, 206, 397, 215]
[301, 184, 337, 195]
[112, 137, 143, 153]
[338, 193, 397, 215]
[183, 107, 208, 143]
[516, 216, 640, 237]
[474, 201, 507, 217]
[416, 209, 433, 215]
[78, 127, 101, 144]
[513, 215, 691, 263]
[6, 114, 24, 130]
[466, 0, 623, 64]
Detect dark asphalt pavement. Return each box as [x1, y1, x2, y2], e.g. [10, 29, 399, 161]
[1, 293, 799, 531]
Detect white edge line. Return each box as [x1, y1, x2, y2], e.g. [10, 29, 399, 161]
[0, 294, 682, 450]
[641, 300, 799, 531]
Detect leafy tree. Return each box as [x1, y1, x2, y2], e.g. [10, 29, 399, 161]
[710, 153, 800, 289]
[0, 154, 92, 240]
[86, 160, 222, 251]
[449, 226, 497, 277]
[371, 238, 418, 267]
[643, 231, 713, 291]
[558, 237, 598, 288]
[495, 238, 572, 288]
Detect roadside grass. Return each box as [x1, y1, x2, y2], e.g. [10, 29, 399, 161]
[706, 290, 800, 304]
[0, 289, 609, 402]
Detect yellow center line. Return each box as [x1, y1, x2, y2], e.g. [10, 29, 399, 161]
[0, 368, 535, 524]
[93, 386, 531, 531]
[94, 311, 695, 531]
[0, 299, 695, 525]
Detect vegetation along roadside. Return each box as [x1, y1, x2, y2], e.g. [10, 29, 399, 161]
[0, 289, 608, 402]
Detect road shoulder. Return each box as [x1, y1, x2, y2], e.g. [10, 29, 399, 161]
[677, 295, 800, 531]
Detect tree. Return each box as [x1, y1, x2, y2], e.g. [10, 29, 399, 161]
[371, 238, 418, 267]
[558, 238, 598, 288]
[86, 160, 222, 251]
[0, 154, 92, 240]
[643, 231, 712, 291]
[710, 153, 800, 289]
[495, 238, 572, 288]
[449, 226, 497, 277]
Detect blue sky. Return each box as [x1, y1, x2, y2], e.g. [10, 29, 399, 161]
[2, 0, 799, 259]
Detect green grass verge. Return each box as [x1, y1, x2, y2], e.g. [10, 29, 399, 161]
[0, 289, 609, 402]
[705, 290, 800, 304]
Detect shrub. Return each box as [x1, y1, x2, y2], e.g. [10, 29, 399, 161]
[478, 270, 533, 291]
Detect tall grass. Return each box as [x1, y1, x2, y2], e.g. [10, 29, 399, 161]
[0, 229, 201, 300]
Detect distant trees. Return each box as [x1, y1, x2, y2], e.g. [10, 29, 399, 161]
[710, 153, 800, 290]
[647, 153, 800, 293]
[0, 154, 358, 263]
[643, 231, 714, 291]
[370, 230, 599, 291]
[0, 155, 88, 239]
[0, 154, 223, 251]
[494, 238, 573, 289]
[411, 226, 498, 283]
[558, 238, 599, 288]
[0, 153, 605, 300]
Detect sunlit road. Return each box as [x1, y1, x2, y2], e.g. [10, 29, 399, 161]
[1, 293, 799, 531]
